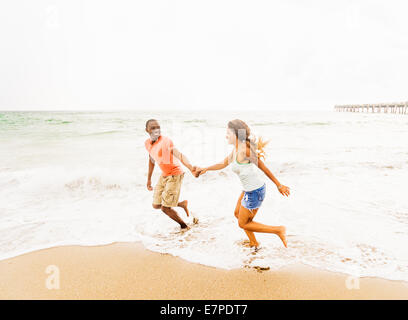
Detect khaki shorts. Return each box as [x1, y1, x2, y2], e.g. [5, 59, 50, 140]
[153, 173, 184, 207]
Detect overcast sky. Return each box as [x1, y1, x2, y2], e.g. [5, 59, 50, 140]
[0, 0, 407, 111]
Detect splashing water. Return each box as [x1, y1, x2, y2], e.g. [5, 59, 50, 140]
[0, 110, 407, 281]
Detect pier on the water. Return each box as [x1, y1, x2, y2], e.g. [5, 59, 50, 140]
[334, 102, 408, 114]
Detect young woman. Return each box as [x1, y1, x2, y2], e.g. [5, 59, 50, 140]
[195, 119, 290, 248]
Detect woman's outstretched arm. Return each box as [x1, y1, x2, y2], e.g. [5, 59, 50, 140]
[197, 152, 233, 175]
[257, 159, 290, 197]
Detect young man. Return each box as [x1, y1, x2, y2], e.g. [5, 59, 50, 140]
[145, 119, 196, 229]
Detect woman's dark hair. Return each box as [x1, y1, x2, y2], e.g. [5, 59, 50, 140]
[227, 119, 268, 163]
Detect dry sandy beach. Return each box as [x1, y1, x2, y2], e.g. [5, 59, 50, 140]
[0, 242, 407, 300]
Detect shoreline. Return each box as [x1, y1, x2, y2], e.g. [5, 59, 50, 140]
[0, 242, 407, 299]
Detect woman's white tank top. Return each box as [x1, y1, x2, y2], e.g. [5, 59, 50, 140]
[231, 149, 265, 192]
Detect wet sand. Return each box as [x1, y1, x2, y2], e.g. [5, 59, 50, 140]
[0, 242, 407, 299]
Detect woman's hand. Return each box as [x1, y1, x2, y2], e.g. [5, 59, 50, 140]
[191, 166, 200, 177]
[277, 184, 290, 197]
[193, 167, 207, 177]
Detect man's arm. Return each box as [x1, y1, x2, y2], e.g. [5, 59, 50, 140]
[147, 156, 155, 191]
[172, 147, 194, 173]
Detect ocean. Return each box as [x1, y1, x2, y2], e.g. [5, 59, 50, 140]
[0, 110, 407, 281]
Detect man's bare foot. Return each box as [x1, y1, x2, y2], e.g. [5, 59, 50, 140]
[277, 226, 287, 248]
[178, 200, 189, 217]
[180, 225, 190, 232]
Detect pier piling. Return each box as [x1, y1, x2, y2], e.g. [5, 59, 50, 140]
[334, 102, 408, 114]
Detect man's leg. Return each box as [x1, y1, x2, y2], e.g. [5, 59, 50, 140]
[152, 176, 165, 210]
[162, 174, 188, 229]
[175, 173, 191, 217]
[161, 206, 188, 229]
[177, 200, 189, 216]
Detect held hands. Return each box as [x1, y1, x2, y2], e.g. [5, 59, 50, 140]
[191, 166, 207, 178]
[277, 184, 290, 197]
[147, 166, 206, 189]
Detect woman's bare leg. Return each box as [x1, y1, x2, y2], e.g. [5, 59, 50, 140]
[234, 192, 259, 247]
[238, 206, 287, 247]
[244, 210, 260, 247]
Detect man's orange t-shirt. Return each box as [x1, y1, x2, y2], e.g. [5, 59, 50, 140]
[145, 136, 184, 177]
